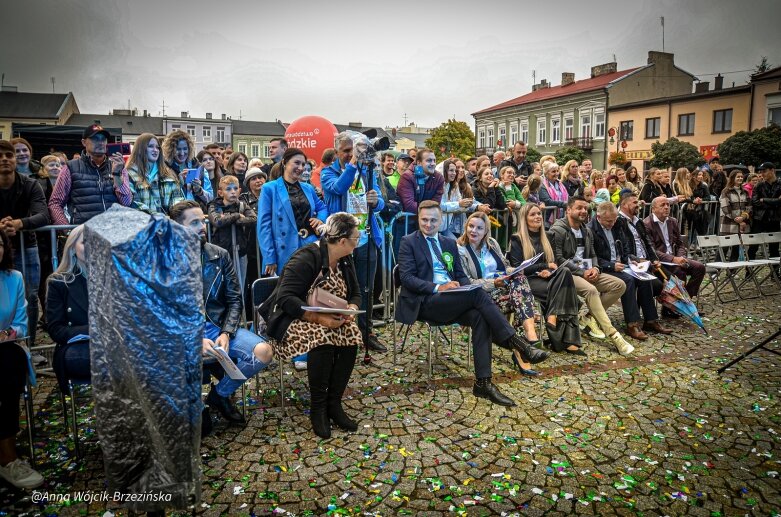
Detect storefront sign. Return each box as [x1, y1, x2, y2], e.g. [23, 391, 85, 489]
[625, 150, 652, 160]
[700, 145, 719, 161]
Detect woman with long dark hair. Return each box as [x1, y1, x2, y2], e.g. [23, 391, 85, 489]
[440, 159, 475, 238]
[226, 151, 249, 188]
[125, 133, 185, 215]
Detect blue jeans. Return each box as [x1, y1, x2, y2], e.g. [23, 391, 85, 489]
[204, 322, 268, 397]
[13, 247, 40, 344]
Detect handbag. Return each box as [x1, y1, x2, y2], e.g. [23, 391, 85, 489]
[306, 273, 348, 310]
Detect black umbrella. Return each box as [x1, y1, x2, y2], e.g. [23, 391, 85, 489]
[723, 164, 749, 173]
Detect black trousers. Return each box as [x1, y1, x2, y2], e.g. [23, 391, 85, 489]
[0, 344, 28, 440]
[417, 288, 515, 379]
[606, 271, 661, 324]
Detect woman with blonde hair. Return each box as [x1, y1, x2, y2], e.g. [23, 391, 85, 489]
[538, 161, 568, 226]
[457, 211, 541, 374]
[508, 204, 583, 355]
[46, 225, 91, 392]
[591, 170, 610, 204]
[126, 133, 185, 215]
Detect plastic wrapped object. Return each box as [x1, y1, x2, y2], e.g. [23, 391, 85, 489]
[85, 205, 202, 512]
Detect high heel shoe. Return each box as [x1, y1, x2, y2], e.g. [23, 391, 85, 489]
[512, 353, 540, 376]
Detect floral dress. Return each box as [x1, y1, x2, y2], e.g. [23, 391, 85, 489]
[271, 267, 362, 361]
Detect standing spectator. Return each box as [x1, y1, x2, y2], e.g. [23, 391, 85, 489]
[396, 148, 445, 214]
[616, 168, 638, 196]
[197, 148, 222, 186]
[440, 159, 475, 238]
[163, 129, 200, 176]
[0, 140, 50, 347]
[203, 143, 226, 179]
[259, 149, 328, 277]
[0, 228, 43, 489]
[591, 171, 611, 204]
[240, 166, 265, 319]
[549, 196, 632, 355]
[751, 162, 781, 258]
[720, 169, 754, 261]
[498, 166, 524, 210]
[490, 151, 505, 177]
[689, 169, 712, 241]
[644, 197, 706, 299]
[225, 151, 249, 189]
[321, 135, 387, 352]
[625, 166, 641, 189]
[709, 159, 727, 198]
[125, 133, 185, 215]
[743, 172, 759, 199]
[261, 138, 287, 175]
[208, 175, 257, 288]
[48, 125, 132, 225]
[377, 153, 402, 224]
[561, 160, 583, 197]
[498, 142, 533, 187]
[10, 138, 39, 179]
[581, 159, 593, 183]
[521, 174, 543, 206]
[473, 168, 506, 212]
[539, 161, 568, 226]
[311, 148, 336, 191]
[464, 156, 478, 185]
[394, 153, 413, 188]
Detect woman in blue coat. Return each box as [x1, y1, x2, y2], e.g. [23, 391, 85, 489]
[258, 148, 329, 276]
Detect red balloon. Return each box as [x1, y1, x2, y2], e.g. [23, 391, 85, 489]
[284, 116, 338, 164]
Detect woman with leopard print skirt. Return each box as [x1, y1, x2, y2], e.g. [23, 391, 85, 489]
[259, 213, 363, 439]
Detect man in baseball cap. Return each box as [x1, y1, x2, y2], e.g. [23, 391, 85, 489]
[752, 161, 781, 258]
[82, 124, 111, 140]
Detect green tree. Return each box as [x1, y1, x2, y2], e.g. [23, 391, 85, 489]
[717, 124, 781, 167]
[649, 137, 704, 170]
[554, 146, 586, 165]
[425, 119, 475, 161]
[526, 146, 542, 164]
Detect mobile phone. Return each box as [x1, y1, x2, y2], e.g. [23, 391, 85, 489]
[107, 142, 131, 156]
[183, 168, 200, 184]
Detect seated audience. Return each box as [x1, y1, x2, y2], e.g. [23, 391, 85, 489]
[396, 201, 549, 407]
[457, 212, 542, 374]
[549, 196, 633, 355]
[644, 196, 706, 300]
[0, 229, 43, 488]
[259, 213, 363, 439]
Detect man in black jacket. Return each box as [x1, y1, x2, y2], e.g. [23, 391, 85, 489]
[0, 140, 50, 346]
[752, 162, 781, 258]
[498, 142, 533, 188]
[170, 200, 273, 426]
[590, 200, 671, 341]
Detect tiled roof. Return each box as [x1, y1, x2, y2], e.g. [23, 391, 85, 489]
[67, 113, 164, 135]
[472, 68, 639, 116]
[0, 92, 72, 119]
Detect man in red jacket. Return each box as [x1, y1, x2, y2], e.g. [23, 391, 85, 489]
[396, 148, 444, 214]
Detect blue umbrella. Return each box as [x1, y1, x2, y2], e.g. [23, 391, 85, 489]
[658, 270, 708, 334]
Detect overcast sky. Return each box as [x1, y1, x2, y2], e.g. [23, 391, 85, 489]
[2, 0, 779, 129]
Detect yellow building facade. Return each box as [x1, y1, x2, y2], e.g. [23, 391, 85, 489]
[607, 85, 750, 173]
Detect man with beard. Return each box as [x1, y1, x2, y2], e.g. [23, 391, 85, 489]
[170, 200, 273, 429]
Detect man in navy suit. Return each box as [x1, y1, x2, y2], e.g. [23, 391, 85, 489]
[396, 200, 549, 407]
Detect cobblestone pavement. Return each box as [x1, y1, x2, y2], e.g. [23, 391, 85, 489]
[2, 291, 780, 516]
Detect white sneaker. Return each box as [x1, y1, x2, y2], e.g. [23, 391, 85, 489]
[293, 361, 308, 371]
[579, 313, 606, 340]
[610, 332, 635, 356]
[0, 458, 44, 489]
[31, 354, 47, 365]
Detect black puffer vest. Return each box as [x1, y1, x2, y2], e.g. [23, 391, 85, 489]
[67, 155, 119, 224]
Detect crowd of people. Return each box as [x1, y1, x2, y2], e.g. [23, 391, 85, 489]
[1, 128, 779, 489]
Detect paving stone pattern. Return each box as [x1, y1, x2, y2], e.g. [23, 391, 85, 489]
[2, 294, 780, 516]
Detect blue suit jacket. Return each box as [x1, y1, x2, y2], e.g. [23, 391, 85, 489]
[395, 231, 469, 325]
[258, 179, 329, 270]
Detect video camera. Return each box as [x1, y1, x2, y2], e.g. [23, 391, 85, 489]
[344, 129, 390, 163]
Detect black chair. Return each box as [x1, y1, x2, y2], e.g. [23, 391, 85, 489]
[251, 277, 286, 412]
[11, 337, 36, 466]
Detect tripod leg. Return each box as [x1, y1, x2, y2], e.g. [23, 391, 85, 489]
[717, 328, 781, 374]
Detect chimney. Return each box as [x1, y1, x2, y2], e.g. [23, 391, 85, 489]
[348, 122, 363, 128]
[392, 128, 397, 136]
[206, 112, 212, 119]
[695, 81, 710, 93]
[180, 111, 188, 118]
[532, 79, 550, 92]
[591, 62, 617, 78]
[221, 113, 226, 120]
[647, 51, 674, 66]
[143, 109, 147, 117]
[561, 72, 575, 86]
[714, 74, 724, 90]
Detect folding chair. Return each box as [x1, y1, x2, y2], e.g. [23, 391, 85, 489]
[697, 235, 760, 303]
[743, 233, 781, 294]
[391, 265, 455, 380]
[251, 277, 286, 411]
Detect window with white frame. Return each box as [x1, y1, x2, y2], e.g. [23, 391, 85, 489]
[520, 121, 529, 144]
[537, 118, 546, 145]
[238, 142, 247, 154]
[263, 143, 272, 158]
[171, 124, 181, 131]
[510, 124, 518, 145]
[594, 112, 605, 138]
[564, 116, 574, 141]
[251, 143, 260, 158]
[487, 127, 494, 148]
[187, 125, 196, 138]
[770, 107, 781, 127]
[202, 126, 212, 141]
[498, 125, 506, 147]
[580, 114, 591, 138]
[216, 127, 225, 143]
[551, 117, 561, 143]
[478, 128, 486, 148]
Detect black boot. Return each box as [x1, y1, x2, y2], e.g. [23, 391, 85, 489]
[506, 334, 550, 364]
[473, 377, 515, 407]
[307, 346, 334, 439]
[327, 346, 359, 431]
[206, 387, 245, 424]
